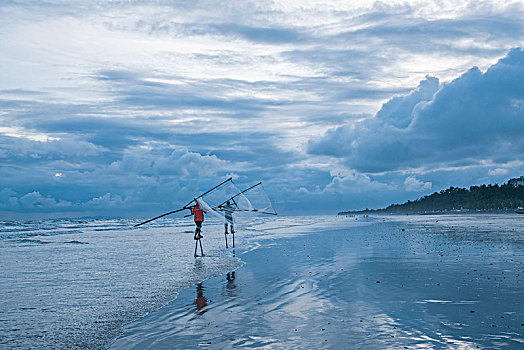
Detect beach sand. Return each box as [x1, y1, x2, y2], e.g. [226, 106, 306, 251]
[111, 215, 524, 349]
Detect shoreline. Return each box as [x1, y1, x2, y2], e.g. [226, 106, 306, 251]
[339, 210, 524, 216]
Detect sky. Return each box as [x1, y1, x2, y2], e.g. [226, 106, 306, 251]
[1, 0, 524, 219]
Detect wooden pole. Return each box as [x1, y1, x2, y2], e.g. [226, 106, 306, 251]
[216, 182, 262, 208]
[194, 239, 198, 257]
[134, 177, 233, 227]
[182, 177, 233, 209]
[134, 207, 188, 227]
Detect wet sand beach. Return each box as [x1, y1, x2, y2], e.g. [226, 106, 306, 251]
[1, 215, 522, 349]
[111, 215, 524, 349]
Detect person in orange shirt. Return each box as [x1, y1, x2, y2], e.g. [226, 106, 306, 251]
[191, 201, 206, 240]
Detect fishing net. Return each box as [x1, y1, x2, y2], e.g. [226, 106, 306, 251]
[134, 178, 277, 230]
[196, 180, 277, 227]
[235, 182, 277, 216]
[194, 180, 240, 222]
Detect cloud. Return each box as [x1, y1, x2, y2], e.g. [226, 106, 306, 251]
[0, 188, 125, 211]
[0, 134, 107, 161]
[308, 48, 524, 173]
[322, 172, 395, 194]
[2, 191, 72, 210]
[404, 176, 432, 192]
[374, 76, 439, 128]
[488, 168, 509, 176]
[0, 188, 19, 210]
[210, 23, 305, 44]
[107, 146, 234, 178]
[82, 193, 125, 209]
[18, 191, 69, 209]
[339, 15, 524, 56]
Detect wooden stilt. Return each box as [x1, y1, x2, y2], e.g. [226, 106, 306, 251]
[224, 233, 228, 248]
[194, 239, 198, 257]
[199, 238, 204, 256]
[232, 232, 235, 248]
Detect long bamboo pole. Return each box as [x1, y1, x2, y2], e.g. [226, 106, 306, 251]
[134, 178, 233, 227]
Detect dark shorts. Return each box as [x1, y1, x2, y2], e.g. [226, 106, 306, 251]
[195, 221, 203, 228]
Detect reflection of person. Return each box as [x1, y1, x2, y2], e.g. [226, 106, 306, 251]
[191, 201, 206, 240]
[223, 271, 237, 297]
[226, 272, 236, 290]
[193, 283, 208, 314]
[219, 200, 235, 248]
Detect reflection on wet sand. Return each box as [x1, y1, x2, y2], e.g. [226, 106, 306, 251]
[111, 215, 524, 349]
[224, 271, 237, 297]
[193, 283, 208, 315]
[227, 272, 236, 287]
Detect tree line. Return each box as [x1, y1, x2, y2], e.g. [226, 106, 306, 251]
[339, 182, 524, 215]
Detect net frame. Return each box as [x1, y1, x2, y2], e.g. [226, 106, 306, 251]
[196, 180, 277, 228]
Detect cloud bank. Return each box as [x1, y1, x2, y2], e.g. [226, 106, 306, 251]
[309, 48, 524, 174]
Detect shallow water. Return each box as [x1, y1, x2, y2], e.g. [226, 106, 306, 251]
[0, 217, 246, 349]
[111, 214, 524, 349]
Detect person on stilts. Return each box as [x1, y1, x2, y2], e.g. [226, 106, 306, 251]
[221, 200, 235, 248]
[191, 200, 206, 257]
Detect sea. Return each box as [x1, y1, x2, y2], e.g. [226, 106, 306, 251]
[0, 214, 523, 349]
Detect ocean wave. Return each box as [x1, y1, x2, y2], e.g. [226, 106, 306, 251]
[0, 218, 187, 240]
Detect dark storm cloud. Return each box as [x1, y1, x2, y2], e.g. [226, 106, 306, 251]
[309, 48, 524, 173]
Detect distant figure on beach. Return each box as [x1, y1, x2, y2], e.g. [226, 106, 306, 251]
[220, 200, 235, 247]
[191, 201, 206, 240]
